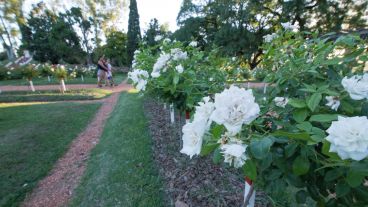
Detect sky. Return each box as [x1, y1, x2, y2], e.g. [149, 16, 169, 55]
[23, 0, 183, 32]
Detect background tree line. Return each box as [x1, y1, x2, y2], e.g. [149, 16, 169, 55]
[173, 0, 368, 69]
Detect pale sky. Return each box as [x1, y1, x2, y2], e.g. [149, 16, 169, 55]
[23, 0, 183, 32]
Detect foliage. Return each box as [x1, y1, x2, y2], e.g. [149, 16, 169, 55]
[53, 65, 68, 80]
[21, 64, 38, 80]
[25, 3, 85, 64]
[174, 0, 368, 69]
[95, 30, 128, 66]
[126, 0, 141, 67]
[131, 40, 226, 111]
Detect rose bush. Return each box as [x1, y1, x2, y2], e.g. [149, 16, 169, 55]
[129, 27, 368, 206]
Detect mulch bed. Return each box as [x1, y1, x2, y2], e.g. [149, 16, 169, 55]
[144, 98, 269, 207]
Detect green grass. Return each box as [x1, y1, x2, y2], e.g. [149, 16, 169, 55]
[0, 102, 101, 207]
[70, 93, 165, 207]
[0, 89, 112, 102]
[0, 73, 127, 86]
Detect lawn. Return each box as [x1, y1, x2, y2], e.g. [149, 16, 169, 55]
[0, 89, 112, 103]
[0, 73, 127, 86]
[70, 93, 165, 207]
[0, 102, 101, 207]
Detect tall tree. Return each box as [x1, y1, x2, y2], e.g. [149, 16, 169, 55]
[65, 7, 93, 64]
[26, 3, 84, 64]
[144, 18, 162, 47]
[0, 0, 22, 60]
[126, 0, 141, 67]
[174, 0, 368, 69]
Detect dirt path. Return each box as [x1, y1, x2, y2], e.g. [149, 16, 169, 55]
[21, 82, 133, 207]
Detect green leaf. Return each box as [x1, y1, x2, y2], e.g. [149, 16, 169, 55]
[296, 190, 308, 204]
[317, 85, 330, 93]
[296, 122, 313, 132]
[200, 143, 220, 156]
[212, 148, 222, 164]
[293, 108, 309, 123]
[309, 114, 338, 123]
[307, 93, 322, 112]
[173, 74, 180, 85]
[210, 124, 224, 140]
[285, 143, 298, 158]
[361, 102, 368, 117]
[336, 181, 350, 197]
[250, 137, 274, 159]
[346, 169, 365, 187]
[242, 159, 257, 181]
[324, 169, 344, 182]
[322, 141, 340, 160]
[292, 156, 310, 176]
[288, 98, 307, 108]
[273, 131, 311, 141]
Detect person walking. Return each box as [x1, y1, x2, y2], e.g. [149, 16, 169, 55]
[97, 56, 108, 87]
[106, 59, 116, 86]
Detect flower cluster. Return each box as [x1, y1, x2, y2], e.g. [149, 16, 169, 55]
[181, 86, 259, 168]
[128, 69, 149, 91]
[326, 116, 368, 161]
[151, 48, 188, 78]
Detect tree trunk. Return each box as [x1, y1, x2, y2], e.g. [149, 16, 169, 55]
[0, 15, 15, 60]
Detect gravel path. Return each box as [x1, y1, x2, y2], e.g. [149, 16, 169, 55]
[21, 82, 133, 207]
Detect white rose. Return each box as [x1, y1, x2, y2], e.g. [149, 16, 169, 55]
[274, 97, 289, 108]
[152, 53, 171, 78]
[171, 48, 188, 61]
[193, 96, 215, 128]
[154, 35, 163, 41]
[326, 116, 368, 161]
[221, 143, 248, 168]
[281, 22, 298, 31]
[341, 73, 368, 100]
[210, 86, 260, 135]
[7, 71, 11, 75]
[175, 64, 184, 74]
[128, 69, 149, 91]
[189, 41, 198, 47]
[180, 118, 207, 158]
[325, 96, 340, 111]
[263, 33, 278, 43]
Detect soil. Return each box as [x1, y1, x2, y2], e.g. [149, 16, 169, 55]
[143, 98, 269, 207]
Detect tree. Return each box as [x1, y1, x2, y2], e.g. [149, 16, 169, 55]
[126, 0, 141, 67]
[0, 0, 22, 60]
[144, 18, 165, 48]
[174, 0, 368, 69]
[26, 3, 84, 64]
[65, 7, 93, 64]
[100, 30, 128, 66]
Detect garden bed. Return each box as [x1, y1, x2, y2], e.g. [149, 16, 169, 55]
[143, 98, 269, 207]
[0, 89, 111, 102]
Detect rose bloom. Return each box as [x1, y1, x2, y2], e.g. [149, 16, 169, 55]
[221, 143, 248, 168]
[180, 118, 207, 158]
[193, 96, 215, 128]
[325, 96, 340, 111]
[175, 64, 184, 74]
[341, 73, 368, 100]
[326, 116, 368, 161]
[274, 97, 289, 108]
[210, 86, 260, 135]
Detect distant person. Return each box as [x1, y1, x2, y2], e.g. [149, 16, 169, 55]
[106, 59, 116, 87]
[97, 56, 108, 87]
